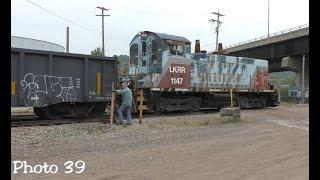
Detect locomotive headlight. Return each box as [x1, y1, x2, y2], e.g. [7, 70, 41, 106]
[139, 32, 148, 38]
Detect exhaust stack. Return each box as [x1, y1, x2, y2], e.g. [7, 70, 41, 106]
[217, 43, 226, 55]
[195, 40, 200, 53]
[218, 43, 223, 53]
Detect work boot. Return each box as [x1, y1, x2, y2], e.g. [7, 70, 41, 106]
[125, 121, 132, 126]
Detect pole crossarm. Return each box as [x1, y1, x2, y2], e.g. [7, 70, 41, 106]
[211, 12, 225, 16]
[96, 6, 109, 11]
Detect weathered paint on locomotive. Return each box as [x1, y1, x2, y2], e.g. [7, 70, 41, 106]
[157, 57, 191, 88]
[129, 31, 269, 91]
[190, 53, 269, 90]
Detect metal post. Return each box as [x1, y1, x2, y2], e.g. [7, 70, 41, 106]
[230, 89, 233, 107]
[66, 27, 69, 53]
[139, 89, 143, 124]
[301, 54, 305, 104]
[277, 78, 281, 103]
[109, 82, 115, 126]
[102, 10, 105, 56]
[268, 0, 270, 38]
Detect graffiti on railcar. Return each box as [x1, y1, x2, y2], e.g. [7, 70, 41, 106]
[20, 73, 79, 107]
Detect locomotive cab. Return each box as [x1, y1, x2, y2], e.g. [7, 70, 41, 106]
[128, 31, 192, 89]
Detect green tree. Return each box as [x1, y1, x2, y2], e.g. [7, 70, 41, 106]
[117, 55, 129, 64]
[269, 71, 296, 86]
[91, 47, 104, 56]
[117, 55, 130, 76]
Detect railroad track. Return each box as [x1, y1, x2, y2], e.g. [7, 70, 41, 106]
[11, 114, 108, 127]
[11, 108, 221, 127]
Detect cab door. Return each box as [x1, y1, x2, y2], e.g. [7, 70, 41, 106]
[138, 40, 149, 74]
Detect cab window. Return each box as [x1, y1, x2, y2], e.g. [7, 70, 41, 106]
[169, 44, 184, 56]
[142, 41, 147, 56]
[130, 44, 138, 65]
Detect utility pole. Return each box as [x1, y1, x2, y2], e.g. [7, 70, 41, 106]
[209, 11, 224, 52]
[96, 6, 110, 56]
[66, 27, 70, 53]
[268, 0, 270, 38]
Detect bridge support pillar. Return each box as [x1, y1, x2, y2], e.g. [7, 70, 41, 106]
[294, 56, 309, 91]
[281, 55, 309, 89]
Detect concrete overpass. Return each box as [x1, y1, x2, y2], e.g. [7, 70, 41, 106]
[224, 24, 309, 90]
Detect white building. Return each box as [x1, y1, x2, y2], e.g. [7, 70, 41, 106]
[11, 36, 65, 52]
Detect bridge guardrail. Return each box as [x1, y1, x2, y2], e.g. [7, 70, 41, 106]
[225, 23, 309, 49]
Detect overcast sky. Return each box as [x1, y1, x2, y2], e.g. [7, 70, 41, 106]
[11, 0, 309, 56]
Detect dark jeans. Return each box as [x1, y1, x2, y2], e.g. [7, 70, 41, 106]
[117, 103, 132, 124]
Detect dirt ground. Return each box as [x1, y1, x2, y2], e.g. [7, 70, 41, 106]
[11, 104, 309, 180]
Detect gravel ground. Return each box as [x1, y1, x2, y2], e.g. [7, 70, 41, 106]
[11, 104, 309, 180]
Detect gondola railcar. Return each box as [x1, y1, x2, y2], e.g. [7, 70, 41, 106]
[11, 48, 117, 119]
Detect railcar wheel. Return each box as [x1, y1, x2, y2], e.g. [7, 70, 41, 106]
[89, 103, 107, 116]
[191, 97, 201, 112]
[34, 104, 67, 119]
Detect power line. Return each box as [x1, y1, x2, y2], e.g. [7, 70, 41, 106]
[24, 0, 98, 33]
[40, 0, 84, 23]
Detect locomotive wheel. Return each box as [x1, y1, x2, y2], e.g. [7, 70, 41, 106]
[237, 97, 246, 109]
[260, 97, 268, 108]
[34, 104, 67, 120]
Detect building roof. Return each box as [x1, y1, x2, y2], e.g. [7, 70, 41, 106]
[11, 36, 65, 52]
[130, 31, 191, 45]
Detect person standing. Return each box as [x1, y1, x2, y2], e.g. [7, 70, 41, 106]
[114, 81, 133, 125]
